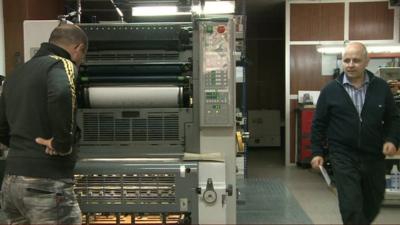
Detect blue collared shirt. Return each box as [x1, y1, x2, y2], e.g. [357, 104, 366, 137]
[342, 72, 369, 116]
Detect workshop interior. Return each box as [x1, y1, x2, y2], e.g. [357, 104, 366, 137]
[1, 0, 400, 224]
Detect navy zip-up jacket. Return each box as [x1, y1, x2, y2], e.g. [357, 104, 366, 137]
[0, 43, 78, 179]
[311, 70, 400, 160]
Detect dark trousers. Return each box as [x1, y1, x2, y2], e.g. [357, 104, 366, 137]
[330, 154, 386, 225]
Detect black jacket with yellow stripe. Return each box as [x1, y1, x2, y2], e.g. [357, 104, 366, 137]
[0, 43, 78, 179]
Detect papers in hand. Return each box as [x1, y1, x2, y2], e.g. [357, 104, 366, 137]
[319, 165, 332, 186]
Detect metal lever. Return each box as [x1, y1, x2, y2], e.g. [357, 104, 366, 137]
[203, 178, 217, 204]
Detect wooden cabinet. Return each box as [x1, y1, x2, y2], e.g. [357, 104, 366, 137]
[290, 1, 396, 42]
[290, 3, 345, 41]
[290, 45, 332, 95]
[349, 2, 394, 40]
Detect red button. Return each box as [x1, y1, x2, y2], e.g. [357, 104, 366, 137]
[217, 25, 225, 33]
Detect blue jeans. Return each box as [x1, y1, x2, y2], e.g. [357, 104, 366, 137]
[1, 175, 81, 225]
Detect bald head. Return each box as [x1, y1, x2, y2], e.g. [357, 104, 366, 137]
[343, 42, 369, 60]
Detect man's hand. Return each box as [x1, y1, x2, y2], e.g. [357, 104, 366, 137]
[35, 137, 58, 155]
[383, 142, 397, 156]
[311, 156, 324, 169]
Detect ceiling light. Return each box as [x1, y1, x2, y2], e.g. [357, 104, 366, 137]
[132, 1, 235, 16]
[317, 45, 400, 54]
[316, 46, 344, 54]
[368, 45, 400, 53]
[193, 1, 235, 14]
[132, 6, 190, 16]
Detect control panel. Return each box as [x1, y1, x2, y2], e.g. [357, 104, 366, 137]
[199, 19, 235, 127]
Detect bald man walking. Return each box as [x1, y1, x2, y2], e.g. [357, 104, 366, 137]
[311, 42, 400, 224]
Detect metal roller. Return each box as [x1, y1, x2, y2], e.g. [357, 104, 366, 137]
[80, 76, 187, 83]
[86, 86, 183, 108]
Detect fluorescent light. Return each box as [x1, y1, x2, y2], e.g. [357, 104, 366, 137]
[316, 46, 344, 54]
[198, 1, 235, 14]
[317, 45, 400, 54]
[368, 45, 400, 53]
[132, 1, 235, 16]
[132, 6, 190, 16]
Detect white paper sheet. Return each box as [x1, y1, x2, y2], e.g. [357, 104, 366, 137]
[319, 165, 332, 186]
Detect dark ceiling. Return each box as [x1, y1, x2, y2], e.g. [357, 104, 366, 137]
[245, 0, 285, 20]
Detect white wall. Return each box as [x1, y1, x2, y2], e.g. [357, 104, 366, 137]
[0, 0, 5, 76]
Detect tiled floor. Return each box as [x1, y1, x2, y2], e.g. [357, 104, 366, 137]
[237, 177, 313, 224]
[244, 148, 400, 224]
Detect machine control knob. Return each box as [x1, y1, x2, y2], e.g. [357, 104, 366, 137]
[217, 25, 226, 33]
[203, 178, 217, 204]
[203, 189, 217, 204]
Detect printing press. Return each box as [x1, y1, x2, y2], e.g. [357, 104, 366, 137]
[23, 16, 237, 224]
[75, 19, 237, 224]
